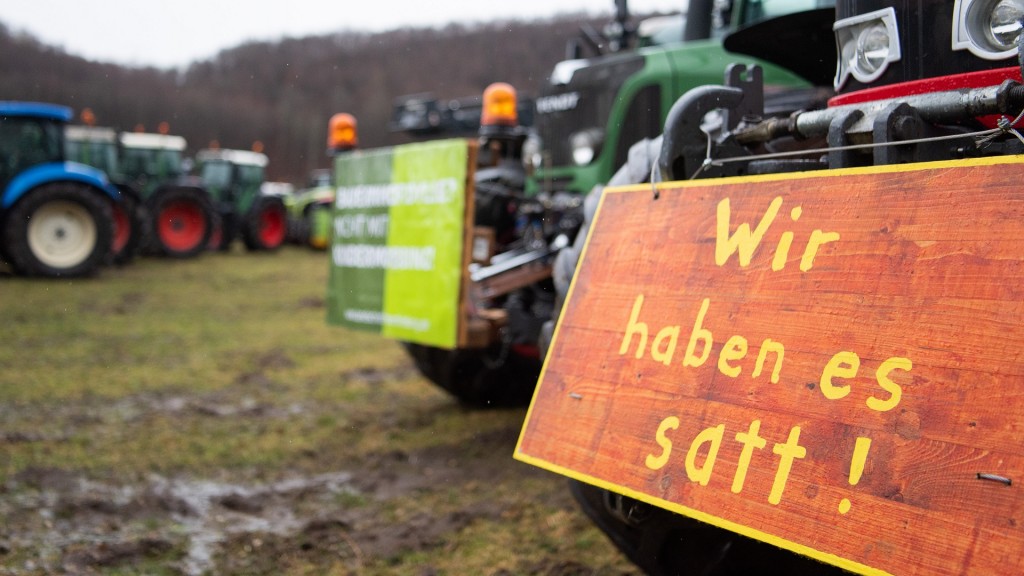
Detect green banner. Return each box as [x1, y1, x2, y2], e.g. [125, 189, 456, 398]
[326, 139, 469, 349]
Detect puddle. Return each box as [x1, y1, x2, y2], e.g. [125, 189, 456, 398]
[150, 471, 356, 576]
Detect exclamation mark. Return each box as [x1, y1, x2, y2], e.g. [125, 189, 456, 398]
[838, 436, 872, 514]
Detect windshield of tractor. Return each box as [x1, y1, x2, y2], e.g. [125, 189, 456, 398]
[0, 116, 64, 189]
[121, 146, 184, 182]
[65, 138, 118, 176]
[200, 160, 233, 188]
[236, 163, 264, 187]
[638, 15, 685, 47]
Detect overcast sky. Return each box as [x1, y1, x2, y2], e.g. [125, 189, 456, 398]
[0, 0, 685, 69]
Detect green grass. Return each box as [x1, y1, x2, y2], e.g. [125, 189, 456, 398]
[2, 247, 413, 479]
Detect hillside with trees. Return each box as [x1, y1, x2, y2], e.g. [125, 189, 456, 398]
[0, 14, 619, 183]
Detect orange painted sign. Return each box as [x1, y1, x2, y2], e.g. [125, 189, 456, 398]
[515, 156, 1024, 575]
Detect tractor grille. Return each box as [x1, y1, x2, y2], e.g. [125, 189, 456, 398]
[536, 53, 645, 168]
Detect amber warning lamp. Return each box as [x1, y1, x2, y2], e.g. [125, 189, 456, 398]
[480, 82, 518, 137]
[327, 113, 358, 154]
[80, 108, 96, 126]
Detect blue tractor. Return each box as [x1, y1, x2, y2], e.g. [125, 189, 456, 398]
[0, 102, 121, 277]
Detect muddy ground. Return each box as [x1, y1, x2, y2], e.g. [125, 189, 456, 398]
[0, 369, 643, 575]
[0, 249, 641, 575]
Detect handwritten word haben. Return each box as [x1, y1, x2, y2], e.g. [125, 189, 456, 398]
[716, 196, 840, 271]
[619, 295, 911, 413]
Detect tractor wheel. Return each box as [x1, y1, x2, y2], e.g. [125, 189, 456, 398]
[569, 480, 851, 576]
[243, 196, 288, 251]
[110, 187, 147, 266]
[403, 342, 539, 407]
[147, 187, 214, 258]
[2, 182, 113, 278]
[286, 209, 309, 245]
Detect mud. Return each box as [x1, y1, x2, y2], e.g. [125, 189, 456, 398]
[0, 397, 618, 575]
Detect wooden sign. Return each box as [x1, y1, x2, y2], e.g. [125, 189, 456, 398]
[515, 156, 1024, 575]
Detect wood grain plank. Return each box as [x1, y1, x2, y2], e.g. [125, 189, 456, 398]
[517, 157, 1024, 575]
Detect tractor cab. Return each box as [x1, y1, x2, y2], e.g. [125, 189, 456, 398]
[118, 132, 188, 196]
[0, 103, 68, 190]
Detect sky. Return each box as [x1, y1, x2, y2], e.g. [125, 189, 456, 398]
[0, 0, 685, 69]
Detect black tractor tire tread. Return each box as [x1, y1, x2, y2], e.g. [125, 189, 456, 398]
[243, 196, 288, 251]
[2, 182, 114, 278]
[110, 186, 148, 266]
[403, 343, 539, 408]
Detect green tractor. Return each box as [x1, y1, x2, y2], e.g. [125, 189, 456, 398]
[65, 125, 217, 259]
[119, 131, 216, 258]
[195, 148, 287, 252]
[401, 0, 830, 406]
[63, 124, 147, 264]
[524, 0, 830, 196]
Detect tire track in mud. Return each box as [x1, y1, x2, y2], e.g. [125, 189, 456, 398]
[1, 425, 566, 575]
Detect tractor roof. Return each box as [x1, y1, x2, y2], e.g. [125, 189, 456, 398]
[120, 132, 188, 151]
[0, 101, 73, 122]
[196, 148, 268, 167]
[65, 125, 118, 142]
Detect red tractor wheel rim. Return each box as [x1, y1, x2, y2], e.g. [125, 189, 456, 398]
[111, 201, 131, 253]
[259, 206, 287, 247]
[158, 199, 206, 252]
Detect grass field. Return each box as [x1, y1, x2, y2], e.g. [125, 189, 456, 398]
[0, 246, 638, 575]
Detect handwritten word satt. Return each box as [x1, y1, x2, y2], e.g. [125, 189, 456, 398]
[515, 157, 1024, 576]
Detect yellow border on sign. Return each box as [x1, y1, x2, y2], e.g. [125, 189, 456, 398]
[514, 154, 1024, 576]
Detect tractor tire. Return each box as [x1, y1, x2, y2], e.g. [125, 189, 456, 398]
[147, 187, 214, 258]
[569, 480, 851, 576]
[403, 342, 540, 407]
[110, 186, 147, 266]
[243, 196, 288, 251]
[2, 182, 114, 278]
[286, 209, 310, 246]
[209, 206, 241, 252]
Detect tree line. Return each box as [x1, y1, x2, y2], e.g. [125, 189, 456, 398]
[0, 14, 613, 184]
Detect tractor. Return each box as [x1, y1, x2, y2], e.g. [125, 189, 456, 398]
[195, 148, 287, 252]
[533, 0, 1024, 573]
[119, 131, 216, 258]
[402, 0, 831, 406]
[63, 123, 147, 265]
[65, 124, 217, 260]
[0, 102, 121, 277]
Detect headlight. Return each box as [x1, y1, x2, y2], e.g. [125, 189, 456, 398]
[953, 0, 1024, 59]
[570, 129, 603, 166]
[834, 8, 902, 90]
